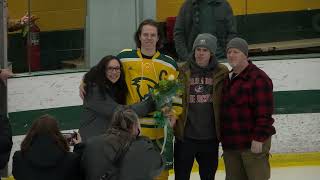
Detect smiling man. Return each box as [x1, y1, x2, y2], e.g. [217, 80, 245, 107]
[117, 19, 180, 180]
[220, 37, 276, 180]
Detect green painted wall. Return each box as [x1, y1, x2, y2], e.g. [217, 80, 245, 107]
[8, 90, 320, 136]
[237, 9, 320, 44]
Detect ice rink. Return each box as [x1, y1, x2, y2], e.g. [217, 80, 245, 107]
[169, 166, 320, 180]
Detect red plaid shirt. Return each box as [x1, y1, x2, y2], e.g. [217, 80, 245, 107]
[221, 61, 276, 150]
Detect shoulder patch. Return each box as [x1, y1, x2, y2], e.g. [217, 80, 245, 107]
[117, 49, 138, 59]
[120, 49, 133, 53]
[157, 54, 178, 69]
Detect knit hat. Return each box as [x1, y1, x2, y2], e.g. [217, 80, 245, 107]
[226, 37, 249, 56]
[192, 33, 217, 54]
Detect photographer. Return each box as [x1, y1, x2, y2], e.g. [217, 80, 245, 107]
[12, 114, 83, 180]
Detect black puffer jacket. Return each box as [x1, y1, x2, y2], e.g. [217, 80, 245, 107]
[12, 135, 83, 180]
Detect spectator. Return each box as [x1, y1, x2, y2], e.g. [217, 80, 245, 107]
[8, 13, 36, 32]
[174, 0, 237, 61]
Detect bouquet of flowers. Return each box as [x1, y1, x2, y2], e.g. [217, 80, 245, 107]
[150, 74, 183, 169]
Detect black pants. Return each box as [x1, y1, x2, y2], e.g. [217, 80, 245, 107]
[174, 138, 219, 180]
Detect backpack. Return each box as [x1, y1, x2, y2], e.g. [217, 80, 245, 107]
[99, 140, 132, 180]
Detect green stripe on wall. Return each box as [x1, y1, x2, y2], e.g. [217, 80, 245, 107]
[275, 90, 320, 114]
[9, 90, 320, 136]
[236, 9, 320, 44]
[9, 106, 83, 136]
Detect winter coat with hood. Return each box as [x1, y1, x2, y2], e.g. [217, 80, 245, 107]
[174, 55, 229, 141]
[81, 128, 164, 180]
[12, 135, 83, 180]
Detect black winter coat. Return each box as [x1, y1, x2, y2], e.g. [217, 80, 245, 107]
[12, 135, 83, 180]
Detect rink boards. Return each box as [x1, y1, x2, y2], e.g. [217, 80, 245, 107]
[7, 56, 320, 168]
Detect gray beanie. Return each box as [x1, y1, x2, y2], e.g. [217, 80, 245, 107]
[226, 37, 249, 56]
[192, 33, 217, 54]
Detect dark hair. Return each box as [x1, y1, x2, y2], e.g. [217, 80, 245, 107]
[110, 107, 139, 132]
[21, 114, 69, 153]
[134, 19, 163, 50]
[83, 55, 127, 104]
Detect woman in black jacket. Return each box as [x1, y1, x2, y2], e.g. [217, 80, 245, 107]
[12, 114, 83, 180]
[81, 107, 164, 180]
[79, 55, 154, 141]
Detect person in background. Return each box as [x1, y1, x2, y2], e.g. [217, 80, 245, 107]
[220, 37, 276, 180]
[79, 55, 154, 141]
[81, 107, 163, 180]
[0, 66, 13, 173]
[0, 114, 12, 170]
[173, 33, 228, 180]
[12, 114, 83, 180]
[174, 0, 237, 61]
[8, 13, 36, 32]
[0, 69, 13, 83]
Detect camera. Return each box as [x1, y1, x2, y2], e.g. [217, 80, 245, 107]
[62, 132, 77, 145]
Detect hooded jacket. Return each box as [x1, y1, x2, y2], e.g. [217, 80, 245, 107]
[174, 56, 229, 140]
[81, 130, 164, 180]
[12, 135, 82, 180]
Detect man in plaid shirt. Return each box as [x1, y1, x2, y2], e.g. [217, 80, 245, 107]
[220, 37, 276, 180]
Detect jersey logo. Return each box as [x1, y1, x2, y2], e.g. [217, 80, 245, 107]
[194, 85, 204, 93]
[131, 70, 169, 100]
[132, 77, 158, 101]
